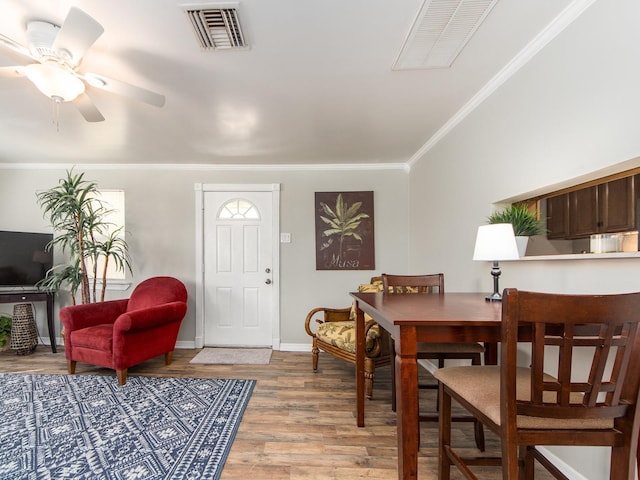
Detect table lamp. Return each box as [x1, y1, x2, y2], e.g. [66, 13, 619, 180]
[473, 223, 519, 301]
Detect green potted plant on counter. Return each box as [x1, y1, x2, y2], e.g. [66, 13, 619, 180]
[487, 204, 545, 256]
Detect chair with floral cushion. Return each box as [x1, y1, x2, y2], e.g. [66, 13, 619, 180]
[304, 276, 390, 399]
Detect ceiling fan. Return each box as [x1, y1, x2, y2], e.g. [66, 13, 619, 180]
[0, 6, 165, 122]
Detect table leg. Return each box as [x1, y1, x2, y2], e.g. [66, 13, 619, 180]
[396, 327, 419, 480]
[484, 341, 497, 365]
[355, 301, 365, 427]
[46, 293, 56, 353]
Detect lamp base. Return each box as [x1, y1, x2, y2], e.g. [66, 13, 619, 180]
[485, 292, 502, 302]
[485, 261, 503, 302]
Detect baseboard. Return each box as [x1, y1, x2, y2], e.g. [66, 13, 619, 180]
[417, 358, 440, 374]
[535, 447, 590, 480]
[174, 342, 312, 352]
[278, 343, 311, 352]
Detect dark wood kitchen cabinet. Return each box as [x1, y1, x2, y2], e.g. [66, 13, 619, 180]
[547, 175, 636, 239]
[568, 186, 599, 238]
[600, 176, 636, 233]
[546, 194, 569, 239]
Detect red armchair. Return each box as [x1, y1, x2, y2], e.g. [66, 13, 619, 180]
[59, 276, 188, 385]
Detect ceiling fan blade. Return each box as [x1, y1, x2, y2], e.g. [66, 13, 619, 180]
[0, 33, 37, 62]
[83, 73, 165, 107]
[52, 7, 104, 65]
[73, 92, 105, 122]
[0, 66, 25, 78]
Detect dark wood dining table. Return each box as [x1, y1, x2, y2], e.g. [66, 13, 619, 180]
[350, 292, 503, 480]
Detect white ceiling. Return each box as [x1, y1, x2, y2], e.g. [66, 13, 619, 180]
[0, 0, 582, 166]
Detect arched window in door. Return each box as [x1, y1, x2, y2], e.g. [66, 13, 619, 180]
[218, 198, 260, 220]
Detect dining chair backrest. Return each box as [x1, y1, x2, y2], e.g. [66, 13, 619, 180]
[502, 288, 640, 423]
[381, 273, 444, 294]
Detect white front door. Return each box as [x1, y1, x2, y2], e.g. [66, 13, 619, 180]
[202, 189, 275, 347]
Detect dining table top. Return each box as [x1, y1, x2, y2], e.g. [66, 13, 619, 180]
[350, 291, 503, 326]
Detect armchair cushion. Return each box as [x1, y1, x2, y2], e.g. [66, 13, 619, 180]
[71, 324, 113, 351]
[315, 321, 381, 353]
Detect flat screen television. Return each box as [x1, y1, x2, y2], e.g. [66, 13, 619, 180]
[0, 230, 53, 289]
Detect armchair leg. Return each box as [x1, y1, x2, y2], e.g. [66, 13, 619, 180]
[67, 359, 76, 374]
[312, 340, 319, 371]
[165, 351, 173, 365]
[116, 369, 127, 386]
[364, 357, 375, 399]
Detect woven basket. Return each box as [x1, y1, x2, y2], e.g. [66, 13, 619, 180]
[10, 303, 38, 355]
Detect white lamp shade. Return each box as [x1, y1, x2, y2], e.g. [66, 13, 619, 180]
[473, 223, 520, 261]
[24, 63, 85, 102]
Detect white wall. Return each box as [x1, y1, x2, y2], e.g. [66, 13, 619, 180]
[0, 165, 409, 348]
[408, 0, 640, 478]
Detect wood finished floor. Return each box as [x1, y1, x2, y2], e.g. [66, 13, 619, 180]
[0, 346, 555, 479]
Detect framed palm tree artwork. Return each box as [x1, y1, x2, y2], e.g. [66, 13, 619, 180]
[315, 191, 375, 270]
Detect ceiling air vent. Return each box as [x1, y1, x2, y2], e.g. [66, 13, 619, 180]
[393, 0, 498, 70]
[184, 6, 247, 50]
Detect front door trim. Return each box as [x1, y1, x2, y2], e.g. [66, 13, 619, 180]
[194, 183, 281, 349]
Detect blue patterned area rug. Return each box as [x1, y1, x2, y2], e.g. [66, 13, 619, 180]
[0, 374, 255, 480]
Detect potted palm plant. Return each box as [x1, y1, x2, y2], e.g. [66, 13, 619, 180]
[487, 203, 545, 256]
[0, 313, 11, 351]
[36, 169, 132, 304]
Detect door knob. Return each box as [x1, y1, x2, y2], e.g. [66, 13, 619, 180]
[265, 279, 272, 285]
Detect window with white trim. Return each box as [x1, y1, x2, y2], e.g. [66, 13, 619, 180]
[88, 190, 127, 280]
[218, 198, 260, 219]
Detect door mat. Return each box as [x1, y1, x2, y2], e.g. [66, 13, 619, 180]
[190, 347, 272, 365]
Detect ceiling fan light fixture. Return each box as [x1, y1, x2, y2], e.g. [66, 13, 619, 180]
[24, 62, 85, 102]
[83, 73, 106, 88]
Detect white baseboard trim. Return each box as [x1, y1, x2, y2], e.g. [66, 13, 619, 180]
[279, 343, 311, 352]
[418, 358, 439, 374]
[175, 342, 312, 352]
[534, 448, 589, 480]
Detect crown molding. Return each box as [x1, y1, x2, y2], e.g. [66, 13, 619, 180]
[0, 162, 408, 172]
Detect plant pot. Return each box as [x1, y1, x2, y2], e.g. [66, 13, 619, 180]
[515, 236, 529, 257]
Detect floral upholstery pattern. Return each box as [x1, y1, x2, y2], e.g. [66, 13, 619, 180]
[349, 280, 384, 321]
[312, 280, 385, 354]
[315, 320, 381, 354]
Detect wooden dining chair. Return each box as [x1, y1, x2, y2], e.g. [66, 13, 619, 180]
[435, 288, 640, 480]
[382, 273, 485, 451]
